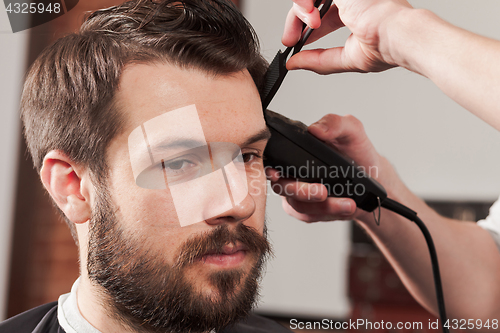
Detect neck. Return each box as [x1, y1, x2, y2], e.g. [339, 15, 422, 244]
[77, 275, 136, 333]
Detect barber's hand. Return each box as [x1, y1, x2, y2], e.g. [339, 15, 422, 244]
[282, 0, 413, 74]
[267, 114, 386, 222]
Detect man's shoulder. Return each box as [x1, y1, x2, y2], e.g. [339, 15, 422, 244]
[0, 304, 289, 333]
[221, 314, 292, 333]
[0, 301, 62, 333]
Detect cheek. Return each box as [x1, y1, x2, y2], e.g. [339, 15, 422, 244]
[110, 185, 199, 264]
[109, 169, 181, 230]
[106, 139, 180, 229]
[247, 161, 267, 198]
[246, 162, 267, 233]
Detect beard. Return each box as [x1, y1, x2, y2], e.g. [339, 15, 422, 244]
[86, 185, 272, 333]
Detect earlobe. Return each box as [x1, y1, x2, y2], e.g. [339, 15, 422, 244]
[40, 151, 92, 224]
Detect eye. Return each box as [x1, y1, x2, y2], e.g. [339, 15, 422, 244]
[162, 159, 195, 173]
[165, 159, 191, 170]
[239, 152, 262, 164]
[159, 157, 202, 185]
[242, 153, 254, 163]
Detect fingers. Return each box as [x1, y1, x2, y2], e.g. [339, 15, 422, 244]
[307, 113, 368, 148]
[267, 169, 358, 222]
[283, 2, 343, 47]
[269, 177, 328, 202]
[293, 2, 321, 29]
[282, 1, 321, 47]
[292, 0, 316, 13]
[302, 4, 344, 46]
[286, 47, 348, 74]
[307, 114, 381, 175]
[282, 7, 306, 46]
[286, 19, 358, 74]
[266, 168, 327, 203]
[282, 196, 357, 222]
[265, 167, 281, 183]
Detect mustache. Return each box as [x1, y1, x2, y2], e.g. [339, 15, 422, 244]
[173, 223, 272, 269]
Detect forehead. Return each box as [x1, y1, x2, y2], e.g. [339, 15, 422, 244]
[116, 62, 266, 144]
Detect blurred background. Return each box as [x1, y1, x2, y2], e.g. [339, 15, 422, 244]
[1, 1, 500, 332]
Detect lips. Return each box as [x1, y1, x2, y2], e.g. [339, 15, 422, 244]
[201, 242, 248, 255]
[200, 242, 249, 267]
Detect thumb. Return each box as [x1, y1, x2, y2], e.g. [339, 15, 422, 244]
[286, 47, 349, 74]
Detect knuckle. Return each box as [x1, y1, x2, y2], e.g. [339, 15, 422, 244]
[321, 113, 340, 125]
[344, 114, 364, 130]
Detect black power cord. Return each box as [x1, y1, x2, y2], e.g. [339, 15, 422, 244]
[381, 198, 449, 333]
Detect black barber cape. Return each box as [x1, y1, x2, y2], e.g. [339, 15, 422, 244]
[0, 302, 292, 333]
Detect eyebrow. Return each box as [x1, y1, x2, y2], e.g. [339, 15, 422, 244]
[241, 127, 272, 147]
[150, 127, 271, 152]
[153, 138, 208, 152]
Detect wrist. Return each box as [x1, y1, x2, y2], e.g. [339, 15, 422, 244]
[354, 156, 410, 226]
[379, 7, 436, 74]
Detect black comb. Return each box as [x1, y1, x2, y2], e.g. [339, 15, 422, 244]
[261, 0, 332, 110]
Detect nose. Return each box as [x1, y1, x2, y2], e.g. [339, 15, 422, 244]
[205, 152, 254, 225]
[205, 193, 256, 225]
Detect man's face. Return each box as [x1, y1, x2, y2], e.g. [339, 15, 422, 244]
[87, 63, 271, 332]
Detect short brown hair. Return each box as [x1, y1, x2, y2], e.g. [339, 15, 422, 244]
[21, 0, 267, 237]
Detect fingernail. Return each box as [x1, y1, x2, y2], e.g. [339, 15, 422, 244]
[303, 17, 311, 28]
[341, 200, 354, 215]
[310, 122, 328, 133]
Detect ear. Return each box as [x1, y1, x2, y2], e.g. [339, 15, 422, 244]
[40, 150, 92, 224]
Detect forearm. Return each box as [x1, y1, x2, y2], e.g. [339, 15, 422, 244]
[356, 157, 500, 319]
[384, 8, 500, 130]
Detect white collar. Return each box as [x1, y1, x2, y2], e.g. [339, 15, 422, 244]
[57, 278, 101, 333]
